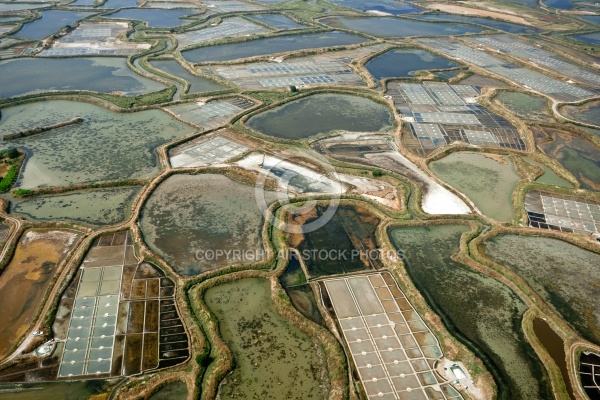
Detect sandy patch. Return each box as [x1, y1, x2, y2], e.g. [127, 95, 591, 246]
[424, 3, 533, 25]
[236, 153, 347, 195]
[338, 173, 401, 209]
[365, 152, 471, 215]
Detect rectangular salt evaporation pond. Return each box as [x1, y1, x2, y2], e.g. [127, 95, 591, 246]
[59, 233, 132, 378]
[148, 60, 226, 94]
[465, 35, 600, 88]
[11, 10, 96, 40]
[165, 97, 255, 129]
[246, 13, 307, 30]
[0, 57, 166, 99]
[169, 132, 247, 168]
[327, 0, 421, 15]
[40, 21, 150, 57]
[174, 17, 269, 48]
[319, 16, 484, 38]
[416, 38, 597, 102]
[207, 44, 385, 90]
[524, 190, 600, 234]
[323, 273, 460, 400]
[104, 8, 198, 28]
[181, 31, 368, 63]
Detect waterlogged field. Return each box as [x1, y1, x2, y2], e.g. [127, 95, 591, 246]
[0, 57, 166, 99]
[388, 224, 553, 400]
[0, 100, 195, 188]
[204, 278, 327, 399]
[11, 186, 142, 227]
[247, 94, 393, 139]
[485, 234, 600, 344]
[140, 174, 279, 276]
[0, 229, 80, 361]
[429, 153, 521, 221]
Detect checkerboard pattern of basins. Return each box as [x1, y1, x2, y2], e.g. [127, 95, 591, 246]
[57, 231, 188, 378]
[525, 190, 600, 234]
[580, 352, 600, 400]
[169, 131, 247, 168]
[387, 82, 524, 156]
[323, 272, 462, 400]
[205, 44, 387, 90]
[165, 97, 256, 130]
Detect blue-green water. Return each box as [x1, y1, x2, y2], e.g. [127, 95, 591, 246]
[182, 31, 368, 63]
[105, 8, 198, 28]
[327, 0, 421, 15]
[11, 10, 95, 40]
[246, 13, 306, 30]
[247, 93, 393, 139]
[0, 100, 194, 188]
[571, 32, 600, 45]
[149, 60, 226, 94]
[0, 57, 166, 99]
[320, 16, 484, 38]
[365, 48, 458, 80]
[411, 14, 540, 33]
[388, 224, 553, 400]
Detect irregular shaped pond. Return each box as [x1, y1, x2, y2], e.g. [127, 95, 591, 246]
[485, 234, 600, 344]
[365, 48, 458, 80]
[320, 16, 484, 38]
[182, 31, 368, 63]
[429, 152, 521, 221]
[140, 174, 278, 276]
[205, 278, 327, 399]
[11, 10, 94, 40]
[247, 93, 393, 140]
[533, 126, 600, 191]
[10, 186, 142, 227]
[562, 101, 600, 126]
[149, 59, 226, 94]
[495, 91, 551, 122]
[0, 229, 80, 361]
[0, 100, 194, 188]
[0, 57, 166, 99]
